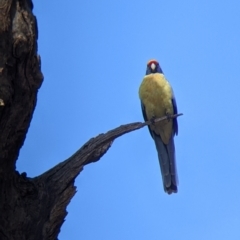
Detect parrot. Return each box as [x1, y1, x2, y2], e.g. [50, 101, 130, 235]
[139, 59, 178, 194]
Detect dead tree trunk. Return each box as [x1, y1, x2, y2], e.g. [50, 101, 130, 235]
[0, 1, 182, 239]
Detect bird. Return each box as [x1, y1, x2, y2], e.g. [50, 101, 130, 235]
[139, 59, 178, 194]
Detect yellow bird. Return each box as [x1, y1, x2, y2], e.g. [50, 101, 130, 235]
[139, 59, 178, 194]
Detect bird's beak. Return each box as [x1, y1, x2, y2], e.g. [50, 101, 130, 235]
[150, 63, 156, 71]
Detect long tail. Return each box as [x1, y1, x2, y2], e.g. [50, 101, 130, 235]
[152, 133, 178, 194]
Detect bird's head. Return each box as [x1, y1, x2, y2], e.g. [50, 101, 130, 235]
[146, 59, 163, 75]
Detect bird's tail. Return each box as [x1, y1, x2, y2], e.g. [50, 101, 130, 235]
[152, 133, 178, 194]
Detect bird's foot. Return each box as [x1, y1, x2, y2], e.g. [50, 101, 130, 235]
[165, 112, 172, 121]
[150, 116, 156, 125]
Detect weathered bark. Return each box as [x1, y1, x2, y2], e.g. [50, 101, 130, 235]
[0, 1, 183, 239]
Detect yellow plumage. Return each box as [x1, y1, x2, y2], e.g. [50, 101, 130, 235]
[139, 73, 174, 144]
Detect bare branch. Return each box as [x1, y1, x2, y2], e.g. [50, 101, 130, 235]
[40, 112, 184, 190]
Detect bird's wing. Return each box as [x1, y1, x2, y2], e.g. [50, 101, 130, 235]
[171, 90, 178, 136]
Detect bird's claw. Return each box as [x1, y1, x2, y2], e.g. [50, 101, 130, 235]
[165, 112, 172, 121]
[150, 116, 156, 125]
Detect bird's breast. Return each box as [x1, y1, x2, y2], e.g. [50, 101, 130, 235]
[139, 73, 173, 117]
[139, 73, 174, 143]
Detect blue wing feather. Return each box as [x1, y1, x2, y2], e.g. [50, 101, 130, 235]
[171, 90, 178, 136]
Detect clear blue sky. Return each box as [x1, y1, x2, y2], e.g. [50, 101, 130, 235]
[17, 1, 240, 239]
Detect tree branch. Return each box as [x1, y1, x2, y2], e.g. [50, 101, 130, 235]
[20, 113, 181, 239]
[40, 113, 184, 180]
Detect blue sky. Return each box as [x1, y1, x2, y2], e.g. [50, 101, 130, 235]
[17, 1, 240, 239]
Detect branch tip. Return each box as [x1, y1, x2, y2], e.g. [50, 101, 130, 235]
[143, 113, 183, 126]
